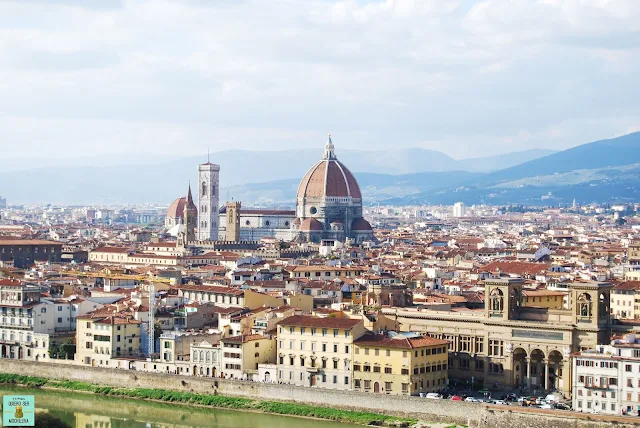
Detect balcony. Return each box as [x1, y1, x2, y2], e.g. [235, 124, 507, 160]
[583, 383, 609, 390]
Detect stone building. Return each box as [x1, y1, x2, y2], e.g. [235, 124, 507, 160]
[0, 239, 62, 268]
[0, 280, 52, 362]
[225, 201, 241, 242]
[353, 331, 448, 396]
[276, 315, 366, 390]
[293, 135, 374, 244]
[197, 161, 220, 241]
[383, 278, 615, 397]
[572, 334, 640, 415]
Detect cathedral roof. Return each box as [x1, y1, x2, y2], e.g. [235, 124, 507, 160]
[167, 197, 187, 219]
[297, 135, 362, 200]
[167, 195, 197, 219]
[352, 218, 373, 231]
[299, 218, 324, 231]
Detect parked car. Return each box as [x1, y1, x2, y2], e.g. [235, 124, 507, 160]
[554, 403, 571, 411]
[539, 403, 553, 409]
[493, 400, 507, 405]
[464, 397, 479, 403]
[425, 393, 443, 400]
[451, 395, 463, 401]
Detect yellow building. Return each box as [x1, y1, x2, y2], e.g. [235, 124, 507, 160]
[353, 332, 448, 395]
[522, 290, 566, 309]
[220, 334, 276, 380]
[276, 315, 366, 390]
[75, 313, 142, 367]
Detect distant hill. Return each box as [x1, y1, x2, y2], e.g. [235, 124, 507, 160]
[479, 132, 640, 184]
[0, 147, 554, 204]
[224, 170, 482, 205]
[383, 132, 640, 206]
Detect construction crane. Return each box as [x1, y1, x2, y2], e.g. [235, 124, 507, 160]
[147, 282, 155, 360]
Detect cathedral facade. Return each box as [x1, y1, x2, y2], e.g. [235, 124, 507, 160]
[166, 135, 374, 245]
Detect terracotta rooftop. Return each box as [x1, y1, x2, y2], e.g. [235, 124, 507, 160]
[354, 332, 448, 349]
[276, 315, 362, 329]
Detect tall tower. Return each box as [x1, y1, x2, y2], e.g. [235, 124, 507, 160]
[197, 160, 220, 241]
[226, 201, 241, 242]
[184, 184, 197, 242]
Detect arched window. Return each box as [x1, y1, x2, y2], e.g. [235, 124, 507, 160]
[199, 351, 204, 361]
[490, 288, 504, 312]
[201, 182, 208, 195]
[202, 205, 207, 214]
[578, 293, 592, 317]
[212, 185, 216, 196]
[206, 352, 211, 363]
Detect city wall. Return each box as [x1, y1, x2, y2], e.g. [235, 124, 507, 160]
[0, 360, 635, 428]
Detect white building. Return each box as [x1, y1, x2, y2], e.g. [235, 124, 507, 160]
[197, 161, 220, 241]
[452, 202, 466, 218]
[572, 334, 640, 416]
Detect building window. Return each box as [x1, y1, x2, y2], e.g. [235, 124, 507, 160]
[385, 382, 392, 392]
[385, 367, 392, 374]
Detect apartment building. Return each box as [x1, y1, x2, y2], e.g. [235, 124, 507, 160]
[75, 313, 142, 367]
[276, 315, 365, 390]
[220, 334, 276, 380]
[353, 331, 448, 395]
[572, 334, 640, 416]
[0, 280, 54, 362]
[611, 281, 640, 320]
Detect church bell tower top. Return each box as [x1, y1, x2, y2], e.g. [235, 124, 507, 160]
[323, 133, 336, 160]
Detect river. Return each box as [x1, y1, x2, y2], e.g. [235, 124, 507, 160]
[0, 386, 348, 428]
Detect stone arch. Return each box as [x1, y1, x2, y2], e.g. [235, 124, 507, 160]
[530, 349, 546, 390]
[490, 288, 504, 312]
[548, 349, 565, 392]
[578, 293, 592, 317]
[512, 347, 527, 387]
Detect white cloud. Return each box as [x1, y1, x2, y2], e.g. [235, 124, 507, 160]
[0, 0, 638, 159]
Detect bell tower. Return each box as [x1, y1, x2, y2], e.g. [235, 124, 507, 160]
[225, 201, 241, 242]
[484, 278, 523, 320]
[197, 157, 220, 241]
[184, 183, 196, 243]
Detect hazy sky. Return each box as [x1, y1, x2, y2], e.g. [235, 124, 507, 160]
[0, 0, 639, 160]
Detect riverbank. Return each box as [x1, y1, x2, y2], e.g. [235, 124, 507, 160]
[0, 373, 423, 427]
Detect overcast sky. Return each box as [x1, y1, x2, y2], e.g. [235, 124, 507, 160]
[0, 0, 639, 160]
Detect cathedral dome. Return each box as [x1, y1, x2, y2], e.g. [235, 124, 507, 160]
[167, 196, 197, 219]
[351, 218, 372, 231]
[297, 135, 362, 200]
[167, 197, 188, 219]
[299, 218, 324, 231]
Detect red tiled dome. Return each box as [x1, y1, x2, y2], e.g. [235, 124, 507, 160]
[167, 196, 197, 219]
[300, 218, 324, 231]
[167, 197, 187, 219]
[297, 136, 362, 200]
[351, 218, 372, 231]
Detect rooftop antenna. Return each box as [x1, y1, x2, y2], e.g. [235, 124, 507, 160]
[207, 148, 210, 163]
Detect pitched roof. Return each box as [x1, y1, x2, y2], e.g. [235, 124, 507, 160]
[276, 315, 362, 329]
[354, 332, 448, 349]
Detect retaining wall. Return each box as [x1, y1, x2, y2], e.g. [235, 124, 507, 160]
[0, 360, 636, 428]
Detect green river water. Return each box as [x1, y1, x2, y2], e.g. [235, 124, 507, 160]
[0, 386, 348, 428]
